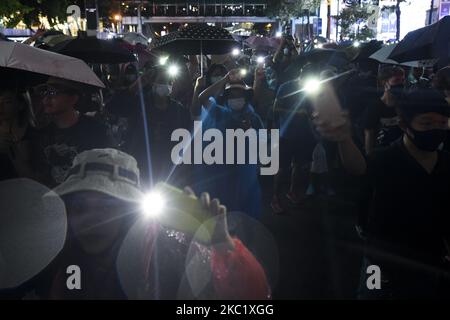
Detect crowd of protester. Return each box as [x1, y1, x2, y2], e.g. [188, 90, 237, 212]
[1, 32, 450, 299]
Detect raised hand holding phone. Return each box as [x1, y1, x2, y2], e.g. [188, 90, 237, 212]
[142, 182, 233, 248]
[309, 81, 345, 129]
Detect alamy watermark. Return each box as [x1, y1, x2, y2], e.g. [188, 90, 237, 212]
[171, 121, 280, 176]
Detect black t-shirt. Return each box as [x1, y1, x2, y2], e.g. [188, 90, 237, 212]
[365, 139, 450, 267]
[32, 115, 112, 186]
[363, 98, 403, 147]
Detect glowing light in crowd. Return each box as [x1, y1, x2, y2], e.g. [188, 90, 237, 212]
[168, 64, 180, 77]
[141, 192, 165, 218]
[256, 56, 265, 64]
[240, 69, 247, 77]
[317, 43, 323, 49]
[353, 41, 361, 47]
[303, 78, 321, 94]
[114, 14, 121, 21]
[275, 31, 282, 38]
[232, 48, 240, 56]
[159, 56, 169, 65]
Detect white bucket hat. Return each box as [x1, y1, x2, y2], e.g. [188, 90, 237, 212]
[52, 148, 143, 203]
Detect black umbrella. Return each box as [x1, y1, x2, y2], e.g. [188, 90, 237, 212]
[50, 36, 136, 64]
[293, 49, 349, 69]
[388, 16, 450, 63]
[346, 40, 383, 62]
[0, 33, 11, 41]
[151, 25, 238, 55]
[281, 49, 350, 83]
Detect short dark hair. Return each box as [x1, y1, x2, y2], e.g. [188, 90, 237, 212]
[378, 66, 405, 83]
[396, 89, 450, 125]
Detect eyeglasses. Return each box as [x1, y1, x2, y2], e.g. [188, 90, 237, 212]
[34, 85, 71, 98]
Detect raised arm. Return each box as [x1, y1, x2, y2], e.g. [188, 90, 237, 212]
[314, 112, 367, 176]
[198, 69, 241, 109]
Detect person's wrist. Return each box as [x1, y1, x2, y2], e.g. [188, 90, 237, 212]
[211, 235, 236, 252]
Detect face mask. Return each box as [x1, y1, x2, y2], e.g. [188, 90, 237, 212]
[407, 127, 446, 152]
[227, 98, 246, 111]
[210, 76, 222, 84]
[153, 84, 172, 97]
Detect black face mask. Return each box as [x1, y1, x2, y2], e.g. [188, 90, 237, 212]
[407, 127, 447, 152]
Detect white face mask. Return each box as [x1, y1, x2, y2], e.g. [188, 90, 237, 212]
[153, 84, 172, 97]
[210, 76, 222, 84]
[227, 98, 246, 111]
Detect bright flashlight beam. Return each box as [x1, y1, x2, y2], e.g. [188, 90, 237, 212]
[303, 78, 321, 94]
[256, 56, 265, 64]
[240, 69, 247, 77]
[278, 69, 356, 101]
[232, 48, 240, 56]
[141, 191, 165, 218]
[159, 56, 169, 65]
[168, 64, 179, 77]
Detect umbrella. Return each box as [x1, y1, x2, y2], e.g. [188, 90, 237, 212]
[345, 40, 383, 62]
[0, 33, 11, 41]
[294, 49, 349, 69]
[388, 16, 450, 63]
[0, 41, 105, 88]
[281, 49, 350, 83]
[119, 32, 150, 47]
[244, 36, 281, 52]
[0, 179, 67, 289]
[370, 44, 437, 68]
[151, 25, 238, 75]
[51, 36, 136, 64]
[40, 34, 72, 47]
[151, 25, 238, 56]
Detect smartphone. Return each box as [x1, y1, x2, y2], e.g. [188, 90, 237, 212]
[152, 182, 216, 244]
[309, 83, 345, 127]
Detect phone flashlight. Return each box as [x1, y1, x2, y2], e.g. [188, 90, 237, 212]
[231, 48, 240, 57]
[141, 183, 216, 244]
[256, 56, 265, 64]
[303, 78, 321, 95]
[159, 56, 169, 66]
[141, 191, 165, 218]
[240, 68, 248, 77]
[167, 64, 180, 77]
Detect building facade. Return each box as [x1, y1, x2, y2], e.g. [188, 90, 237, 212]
[318, 0, 447, 42]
